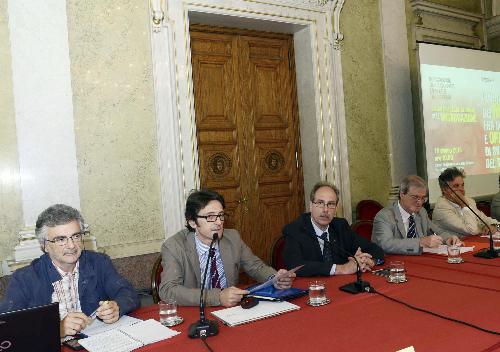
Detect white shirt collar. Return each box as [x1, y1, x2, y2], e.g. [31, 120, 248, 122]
[310, 218, 328, 237]
[398, 201, 413, 222]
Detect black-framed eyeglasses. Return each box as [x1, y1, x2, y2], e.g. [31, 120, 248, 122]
[312, 200, 337, 209]
[45, 231, 90, 246]
[197, 213, 226, 222]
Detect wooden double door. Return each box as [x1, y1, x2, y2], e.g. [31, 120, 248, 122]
[190, 25, 304, 264]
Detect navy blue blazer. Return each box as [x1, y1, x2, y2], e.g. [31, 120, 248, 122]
[282, 213, 384, 277]
[0, 250, 139, 315]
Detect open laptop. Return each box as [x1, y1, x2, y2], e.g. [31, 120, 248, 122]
[0, 302, 60, 352]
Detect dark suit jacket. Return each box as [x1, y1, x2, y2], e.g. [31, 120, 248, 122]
[282, 213, 384, 277]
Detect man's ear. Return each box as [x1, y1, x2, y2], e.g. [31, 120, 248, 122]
[188, 219, 197, 230]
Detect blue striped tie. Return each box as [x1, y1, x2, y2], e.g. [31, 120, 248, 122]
[407, 215, 416, 238]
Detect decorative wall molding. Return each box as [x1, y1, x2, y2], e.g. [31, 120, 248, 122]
[100, 238, 164, 259]
[149, 0, 353, 223]
[410, 0, 484, 48]
[332, 0, 345, 50]
[388, 185, 400, 203]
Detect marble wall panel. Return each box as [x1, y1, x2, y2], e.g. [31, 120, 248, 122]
[67, 1, 164, 255]
[341, 1, 391, 208]
[0, 1, 23, 261]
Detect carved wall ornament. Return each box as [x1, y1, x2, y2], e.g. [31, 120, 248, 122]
[149, 0, 165, 32]
[263, 151, 285, 174]
[208, 152, 232, 178]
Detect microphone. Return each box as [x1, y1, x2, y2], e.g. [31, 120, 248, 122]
[188, 233, 220, 338]
[322, 236, 372, 294]
[441, 178, 498, 259]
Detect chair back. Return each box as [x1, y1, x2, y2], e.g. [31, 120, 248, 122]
[351, 220, 374, 241]
[151, 255, 163, 304]
[356, 200, 383, 221]
[271, 236, 286, 270]
[476, 201, 491, 217]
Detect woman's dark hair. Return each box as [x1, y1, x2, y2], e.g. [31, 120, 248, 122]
[185, 189, 225, 231]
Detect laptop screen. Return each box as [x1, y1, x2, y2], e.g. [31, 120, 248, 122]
[0, 302, 60, 352]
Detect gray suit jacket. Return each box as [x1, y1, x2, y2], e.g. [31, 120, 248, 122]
[372, 202, 451, 255]
[159, 228, 276, 306]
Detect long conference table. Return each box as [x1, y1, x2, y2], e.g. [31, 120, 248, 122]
[64, 237, 500, 352]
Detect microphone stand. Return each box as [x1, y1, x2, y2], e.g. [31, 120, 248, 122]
[442, 182, 498, 259]
[188, 233, 220, 338]
[323, 237, 372, 294]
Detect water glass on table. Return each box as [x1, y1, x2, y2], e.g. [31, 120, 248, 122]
[387, 261, 406, 283]
[308, 281, 327, 305]
[493, 231, 500, 250]
[158, 299, 182, 326]
[447, 244, 463, 263]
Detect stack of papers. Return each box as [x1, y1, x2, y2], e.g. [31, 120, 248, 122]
[423, 245, 474, 255]
[211, 300, 300, 327]
[79, 317, 180, 352]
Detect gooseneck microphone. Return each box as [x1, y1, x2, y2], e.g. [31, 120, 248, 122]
[441, 178, 498, 259]
[323, 236, 372, 294]
[188, 233, 220, 339]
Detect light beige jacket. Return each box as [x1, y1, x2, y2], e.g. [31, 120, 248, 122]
[432, 196, 498, 236]
[159, 228, 276, 306]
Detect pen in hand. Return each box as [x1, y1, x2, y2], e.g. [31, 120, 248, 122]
[89, 300, 109, 320]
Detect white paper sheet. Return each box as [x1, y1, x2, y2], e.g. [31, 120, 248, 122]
[120, 319, 180, 344]
[79, 319, 180, 352]
[423, 245, 474, 255]
[79, 330, 142, 352]
[82, 315, 141, 336]
[211, 300, 300, 326]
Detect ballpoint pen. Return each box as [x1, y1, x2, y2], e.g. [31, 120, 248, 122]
[89, 300, 109, 319]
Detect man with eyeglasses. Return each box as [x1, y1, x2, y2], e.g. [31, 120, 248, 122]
[282, 181, 384, 277]
[372, 175, 461, 255]
[159, 189, 295, 307]
[432, 167, 498, 237]
[0, 204, 139, 338]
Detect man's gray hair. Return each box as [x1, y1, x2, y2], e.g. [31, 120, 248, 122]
[399, 175, 427, 196]
[35, 204, 86, 245]
[310, 181, 340, 203]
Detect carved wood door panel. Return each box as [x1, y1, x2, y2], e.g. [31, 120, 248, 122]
[190, 26, 304, 264]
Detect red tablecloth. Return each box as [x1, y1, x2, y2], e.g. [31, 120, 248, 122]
[64, 237, 500, 352]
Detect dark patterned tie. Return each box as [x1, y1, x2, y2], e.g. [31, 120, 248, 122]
[407, 215, 416, 238]
[209, 248, 221, 289]
[320, 232, 333, 262]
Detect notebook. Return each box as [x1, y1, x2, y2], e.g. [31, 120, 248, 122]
[79, 319, 180, 352]
[211, 300, 300, 327]
[0, 302, 60, 352]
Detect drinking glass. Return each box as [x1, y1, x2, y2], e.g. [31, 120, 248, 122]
[308, 281, 327, 304]
[158, 299, 180, 326]
[387, 261, 406, 283]
[447, 245, 462, 263]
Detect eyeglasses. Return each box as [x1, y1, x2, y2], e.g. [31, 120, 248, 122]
[45, 231, 89, 246]
[197, 213, 226, 222]
[312, 200, 337, 209]
[408, 194, 428, 203]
